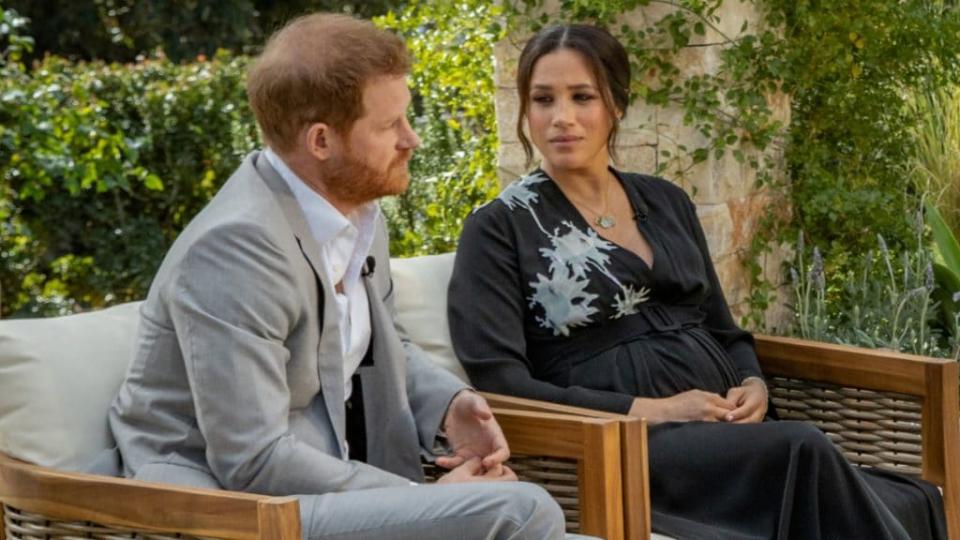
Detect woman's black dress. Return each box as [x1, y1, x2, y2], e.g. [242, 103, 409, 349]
[447, 168, 946, 539]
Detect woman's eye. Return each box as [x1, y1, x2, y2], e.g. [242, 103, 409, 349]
[532, 95, 553, 103]
[574, 93, 596, 102]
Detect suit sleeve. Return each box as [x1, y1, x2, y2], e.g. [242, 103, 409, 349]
[680, 194, 763, 382]
[448, 204, 635, 414]
[370, 215, 468, 451]
[170, 222, 411, 495]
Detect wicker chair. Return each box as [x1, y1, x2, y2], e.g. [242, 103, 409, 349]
[486, 335, 960, 540]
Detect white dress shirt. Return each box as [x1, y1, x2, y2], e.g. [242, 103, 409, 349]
[264, 149, 377, 402]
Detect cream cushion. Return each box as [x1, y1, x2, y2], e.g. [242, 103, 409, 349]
[0, 301, 141, 470]
[389, 252, 467, 382]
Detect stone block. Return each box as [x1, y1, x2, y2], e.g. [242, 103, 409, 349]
[695, 202, 734, 259]
[713, 252, 751, 308]
[495, 87, 520, 143]
[616, 145, 658, 177]
[498, 141, 535, 186]
[493, 37, 524, 88]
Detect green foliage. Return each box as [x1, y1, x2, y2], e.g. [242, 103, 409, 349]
[0, 51, 259, 316]
[4, 0, 400, 63]
[376, 0, 503, 256]
[926, 201, 960, 336]
[763, 0, 960, 257]
[912, 85, 960, 236]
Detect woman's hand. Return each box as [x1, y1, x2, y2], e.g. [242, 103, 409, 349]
[629, 390, 735, 424]
[723, 378, 768, 423]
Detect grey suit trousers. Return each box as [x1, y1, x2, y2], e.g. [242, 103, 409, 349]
[132, 464, 595, 540]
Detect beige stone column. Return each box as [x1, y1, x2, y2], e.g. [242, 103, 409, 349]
[494, 0, 792, 330]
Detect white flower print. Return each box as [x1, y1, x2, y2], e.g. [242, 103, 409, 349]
[528, 265, 599, 336]
[498, 170, 548, 212]
[611, 285, 651, 318]
[539, 221, 616, 279]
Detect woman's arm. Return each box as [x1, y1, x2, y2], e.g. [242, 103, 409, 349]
[681, 195, 764, 383]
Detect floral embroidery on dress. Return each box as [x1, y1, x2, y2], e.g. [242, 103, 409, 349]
[528, 265, 598, 336]
[497, 170, 548, 213]
[539, 221, 615, 279]
[612, 284, 652, 319]
[498, 171, 652, 335]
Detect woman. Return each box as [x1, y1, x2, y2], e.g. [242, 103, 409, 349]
[447, 24, 946, 539]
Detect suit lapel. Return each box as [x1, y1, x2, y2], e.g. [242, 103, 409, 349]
[253, 152, 347, 457]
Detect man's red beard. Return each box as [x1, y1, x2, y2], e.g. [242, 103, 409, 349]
[319, 146, 412, 207]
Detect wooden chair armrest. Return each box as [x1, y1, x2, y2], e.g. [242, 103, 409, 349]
[0, 453, 299, 540]
[756, 334, 960, 539]
[755, 334, 957, 394]
[492, 408, 625, 540]
[482, 392, 627, 419]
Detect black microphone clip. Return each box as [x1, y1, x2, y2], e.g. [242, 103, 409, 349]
[361, 256, 376, 277]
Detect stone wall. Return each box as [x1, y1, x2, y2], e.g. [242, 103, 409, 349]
[493, 1, 792, 330]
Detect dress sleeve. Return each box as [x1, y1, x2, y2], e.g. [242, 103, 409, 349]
[448, 204, 635, 414]
[680, 195, 764, 383]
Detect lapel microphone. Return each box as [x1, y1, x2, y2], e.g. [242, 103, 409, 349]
[361, 256, 376, 277]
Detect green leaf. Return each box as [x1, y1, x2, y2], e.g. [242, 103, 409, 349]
[926, 201, 960, 275]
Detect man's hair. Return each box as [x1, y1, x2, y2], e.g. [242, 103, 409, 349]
[246, 13, 411, 153]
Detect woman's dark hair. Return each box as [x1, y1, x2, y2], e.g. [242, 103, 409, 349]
[516, 24, 631, 165]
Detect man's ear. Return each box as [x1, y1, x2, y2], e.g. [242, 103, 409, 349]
[305, 122, 337, 161]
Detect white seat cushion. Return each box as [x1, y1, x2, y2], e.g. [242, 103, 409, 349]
[0, 302, 141, 469]
[389, 252, 467, 382]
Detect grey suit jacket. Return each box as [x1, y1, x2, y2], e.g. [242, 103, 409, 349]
[108, 151, 467, 495]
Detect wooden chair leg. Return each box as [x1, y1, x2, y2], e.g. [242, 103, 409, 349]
[257, 498, 301, 540]
[921, 363, 960, 540]
[620, 418, 650, 540]
[578, 420, 624, 540]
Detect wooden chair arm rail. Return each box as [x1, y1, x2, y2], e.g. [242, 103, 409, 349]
[483, 392, 629, 419]
[491, 407, 619, 460]
[754, 334, 956, 395]
[0, 453, 300, 540]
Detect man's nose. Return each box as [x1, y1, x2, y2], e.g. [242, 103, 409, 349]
[399, 118, 420, 149]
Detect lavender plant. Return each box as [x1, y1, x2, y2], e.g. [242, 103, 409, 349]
[791, 218, 960, 359]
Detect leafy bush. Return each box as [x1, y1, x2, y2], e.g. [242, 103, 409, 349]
[763, 0, 960, 257]
[375, 0, 502, 256]
[0, 2, 504, 316]
[0, 50, 259, 316]
[4, 0, 400, 63]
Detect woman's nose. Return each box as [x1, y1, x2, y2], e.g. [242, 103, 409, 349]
[552, 99, 575, 126]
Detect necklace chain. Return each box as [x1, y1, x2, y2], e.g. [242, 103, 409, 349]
[566, 173, 617, 229]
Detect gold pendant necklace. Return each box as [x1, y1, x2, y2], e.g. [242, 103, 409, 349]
[595, 214, 616, 229]
[572, 173, 616, 229]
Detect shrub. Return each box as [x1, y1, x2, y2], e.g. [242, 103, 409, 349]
[0, 51, 258, 316]
[375, 0, 502, 256]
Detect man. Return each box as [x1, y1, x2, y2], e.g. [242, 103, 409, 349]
[108, 13, 568, 540]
